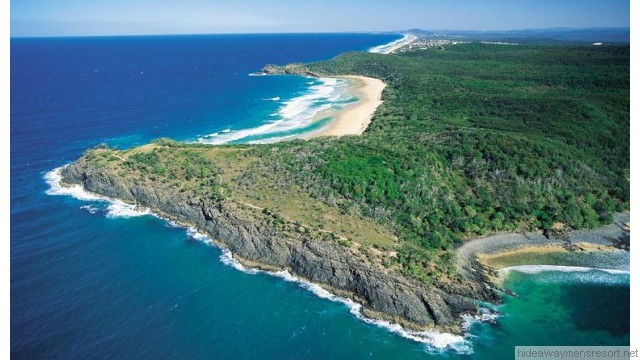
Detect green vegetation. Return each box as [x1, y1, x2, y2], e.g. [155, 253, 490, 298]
[86, 43, 629, 284]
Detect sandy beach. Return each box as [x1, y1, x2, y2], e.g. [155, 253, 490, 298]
[383, 34, 418, 54]
[455, 212, 630, 283]
[368, 34, 418, 54]
[304, 75, 386, 138]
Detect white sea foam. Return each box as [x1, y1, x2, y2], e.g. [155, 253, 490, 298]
[219, 249, 259, 275]
[45, 166, 150, 219]
[164, 220, 181, 228]
[46, 165, 473, 353]
[197, 77, 351, 145]
[106, 200, 150, 218]
[186, 227, 259, 274]
[276, 271, 474, 353]
[369, 34, 417, 54]
[264, 96, 281, 101]
[184, 228, 473, 353]
[501, 265, 630, 275]
[45, 167, 106, 201]
[461, 307, 500, 331]
[186, 227, 211, 243]
[79, 205, 99, 214]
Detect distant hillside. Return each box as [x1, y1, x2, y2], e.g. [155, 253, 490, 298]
[67, 43, 629, 284]
[405, 27, 630, 44]
[62, 42, 629, 331]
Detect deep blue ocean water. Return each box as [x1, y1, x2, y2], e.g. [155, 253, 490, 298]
[11, 34, 630, 359]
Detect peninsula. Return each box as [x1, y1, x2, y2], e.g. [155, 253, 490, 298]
[59, 41, 630, 334]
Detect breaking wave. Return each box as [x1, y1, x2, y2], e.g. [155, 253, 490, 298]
[45, 166, 150, 219]
[197, 77, 353, 145]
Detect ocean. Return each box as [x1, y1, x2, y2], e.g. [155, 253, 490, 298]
[10, 33, 630, 359]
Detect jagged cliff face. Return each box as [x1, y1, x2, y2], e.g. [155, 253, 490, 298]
[61, 152, 499, 333]
[261, 64, 319, 77]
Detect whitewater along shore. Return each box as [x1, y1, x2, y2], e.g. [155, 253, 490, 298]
[260, 65, 387, 138]
[55, 60, 629, 337]
[303, 76, 386, 138]
[369, 34, 418, 54]
[58, 156, 498, 336]
[57, 152, 631, 335]
[456, 213, 630, 288]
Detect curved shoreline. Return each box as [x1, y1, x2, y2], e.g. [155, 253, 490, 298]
[303, 75, 386, 138]
[54, 159, 492, 349]
[369, 34, 418, 54]
[197, 75, 386, 144]
[455, 213, 630, 286]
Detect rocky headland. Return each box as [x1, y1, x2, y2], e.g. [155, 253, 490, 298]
[60, 152, 500, 334]
[260, 63, 319, 77]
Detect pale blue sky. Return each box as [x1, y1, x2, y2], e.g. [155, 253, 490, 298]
[11, 0, 630, 37]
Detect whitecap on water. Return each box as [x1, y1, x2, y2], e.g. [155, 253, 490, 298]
[79, 205, 99, 214]
[196, 77, 351, 145]
[186, 227, 474, 354]
[106, 200, 150, 219]
[501, 265, 630, 287]
[45, 166, 150, 219]
[369, 34, 417, 54]
[47, 164, 476, 353]
[45, 167, 105, 201]
[501, 265, 629, 275]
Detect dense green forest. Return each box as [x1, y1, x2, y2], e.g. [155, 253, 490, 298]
[256, 43, 629, 281]
[95, 43, 630, 283]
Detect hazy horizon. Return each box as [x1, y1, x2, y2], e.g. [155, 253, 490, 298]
[8, 26, 632, 39]
[11, 0, 630, 37]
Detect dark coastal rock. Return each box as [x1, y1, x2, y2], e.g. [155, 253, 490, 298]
[61, 159, 495, 332]
[261, 63, 319, 77]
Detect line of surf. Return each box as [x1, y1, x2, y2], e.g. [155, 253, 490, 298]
[44, 165, 478, 354]
[45, 167, 150, 219]
[197, 77, 353, 145]
[198, 33, 411, 145]
[501, 265, 630, 275]
[368, 33, 417, 54]
[187, 227, 475, 354]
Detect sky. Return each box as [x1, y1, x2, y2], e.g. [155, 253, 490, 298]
[9, 0, 631, 37]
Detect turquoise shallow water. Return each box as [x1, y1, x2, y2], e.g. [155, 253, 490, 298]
[11, 34, 630, 359]
[469, 269, 630, 359]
